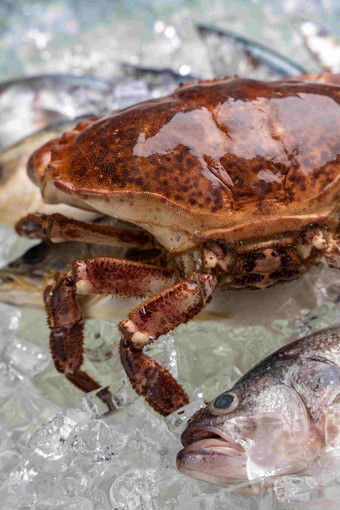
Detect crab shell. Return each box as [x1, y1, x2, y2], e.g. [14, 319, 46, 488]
[29, 77, 340, 254]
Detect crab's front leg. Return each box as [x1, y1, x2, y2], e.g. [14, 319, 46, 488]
[119, 272, 217, 416]
[46, 258, 175, 410]
[16, 212, 154, 249]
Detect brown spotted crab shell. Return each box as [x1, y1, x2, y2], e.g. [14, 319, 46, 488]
[39, 77, 340, 252]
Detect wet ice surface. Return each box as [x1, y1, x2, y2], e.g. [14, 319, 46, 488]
[0, 0, 340, 508]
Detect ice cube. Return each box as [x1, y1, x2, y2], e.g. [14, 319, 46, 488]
[46, 498, 94, 510]
[0, 360, 22, 398]
[109, 468, 158, 510]
[117, 400, 179, 468]
[152, 472, 201, 510]
[77, 389, 107, 417]
[0, 303, 21, 358]
[0, 449, 20, 483]
[3, 336, 51, 378]
[72, 418, 126, 462]
[0, 303, 21, 333]
[28, 409, 89, 460]
[0, 379, 60, 452]
[145, 333, 178, 379]
[1, 491, 37, 509]
[0, 225, 21, 267]
[112, 378, 138, 409]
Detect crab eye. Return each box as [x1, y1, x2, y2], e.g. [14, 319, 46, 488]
[212, 392, 239, 414]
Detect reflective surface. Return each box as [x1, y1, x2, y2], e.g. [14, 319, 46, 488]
[50, 78, 340, 220]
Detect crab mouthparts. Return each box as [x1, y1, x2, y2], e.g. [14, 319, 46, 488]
[176, 427, 248, 485]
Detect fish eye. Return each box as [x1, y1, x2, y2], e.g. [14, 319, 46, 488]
[23, 242, 49, 265]
[212, 392, 239, 414]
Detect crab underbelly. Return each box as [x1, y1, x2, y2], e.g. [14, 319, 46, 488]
[220, 247, 323, 290]
[221, 265, 308, 290]
[201, 226, 333, 290]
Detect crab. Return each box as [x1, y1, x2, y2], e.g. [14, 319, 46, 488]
[15, 74, 340, 416]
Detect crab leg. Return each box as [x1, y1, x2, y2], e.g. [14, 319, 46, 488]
[45, 274, 109, 405]
[45, 258, 175, 408]
[15, 213, 154, 249]
[119, 272, 217, 416]
[74, 257, 175, 297]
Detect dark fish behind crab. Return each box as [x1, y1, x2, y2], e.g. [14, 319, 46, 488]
[0, 74, 115, 150]
[0, 239, 228, 325]
[177, 326, 340, 492]
[196, 23, 307, 78]
[121, 63, 196, 83]
[0, 240, 124, 310]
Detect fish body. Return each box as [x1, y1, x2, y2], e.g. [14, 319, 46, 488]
[120, 63, 196, 82]
[177, 326, 340, 490]
[0, 70, 187, 152]
[0, 73, 114, 150]
[196, 23, 307, 78]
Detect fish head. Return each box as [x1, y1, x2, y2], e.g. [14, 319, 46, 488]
[0, 237, 126, 310]
[0, 241, 66, 308]
[177, 373, 321, 488]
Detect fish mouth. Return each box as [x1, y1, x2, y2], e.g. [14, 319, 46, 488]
[0, 271, 40, 288]
[0, 271, 43, 307]
[177, 425, 248, 486]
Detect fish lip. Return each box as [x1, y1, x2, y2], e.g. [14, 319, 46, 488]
[181, 424, 245, 452]
[177, 428, 247, 485]
[181, 421, 243, 450]
[0, 272, 18, 286]
[0, 270, 41, 289]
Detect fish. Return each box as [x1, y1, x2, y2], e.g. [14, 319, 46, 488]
[0, 116, 103, 227]
[0, 230, 164, 309]
[177, 326, 340, 492]
[0, 69, 196, 152]
[0, 239, 131, 311]
[120, 62, 196, 83]
[196, 23, 307, 79]
[0, 73, 114, 150]
[0, 239, 229, 324]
